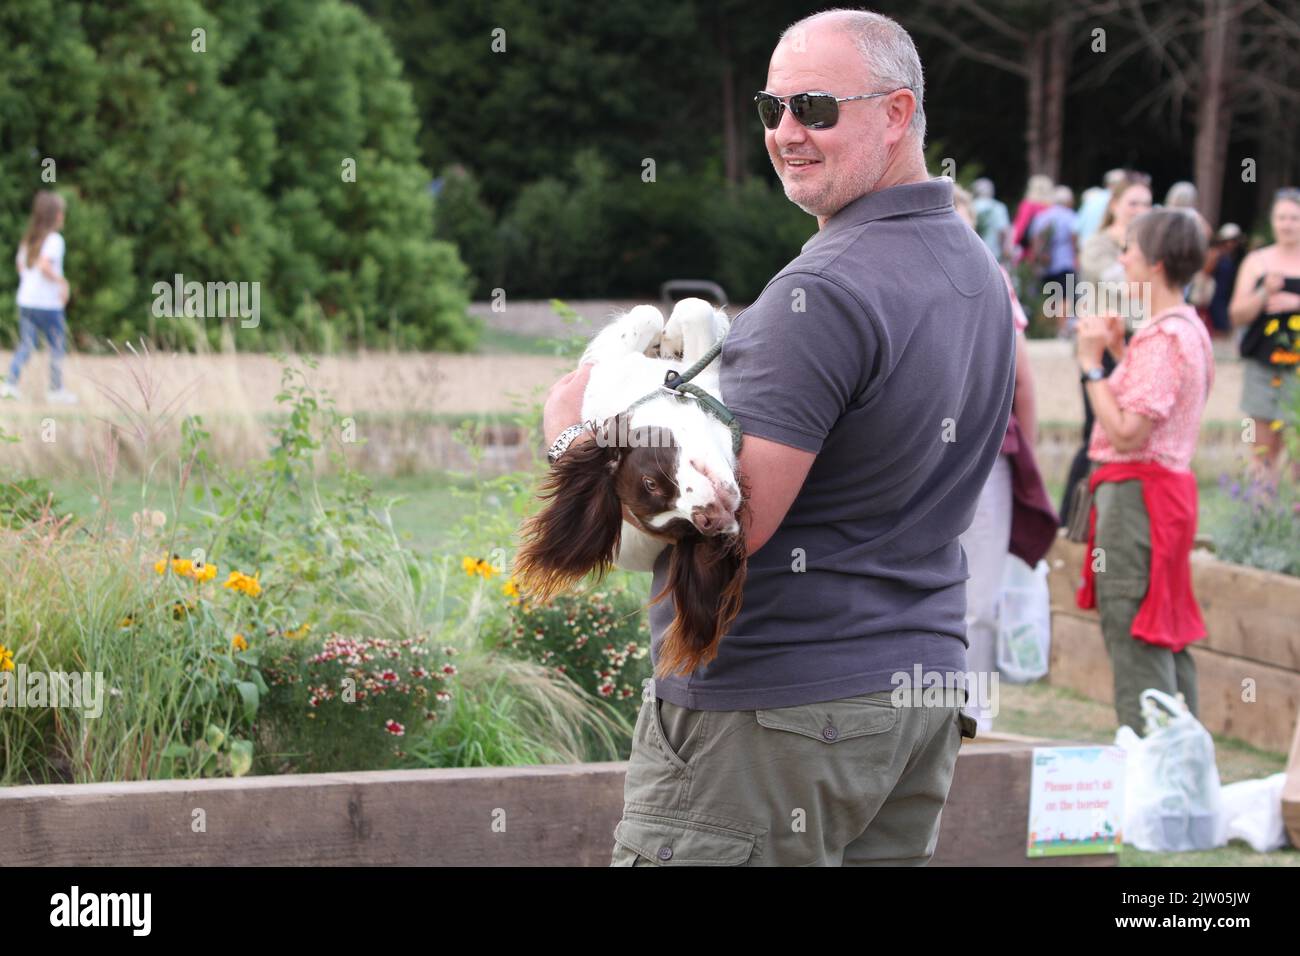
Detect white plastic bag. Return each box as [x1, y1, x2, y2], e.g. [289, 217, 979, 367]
[1218, 773, 1288, 853]
[1114, 689, 1226, 851]
[995, 556, 1051, 682]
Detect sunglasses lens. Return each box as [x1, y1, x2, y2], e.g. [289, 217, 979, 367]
[755, 94, 782, 129]
[792, 93, 837, 129]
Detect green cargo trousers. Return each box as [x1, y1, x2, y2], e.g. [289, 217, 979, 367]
[1092, 477, 1199, 735]
[610, 678, 975, 866]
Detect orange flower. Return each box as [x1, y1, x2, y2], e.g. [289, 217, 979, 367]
[223, 570, 262, 597]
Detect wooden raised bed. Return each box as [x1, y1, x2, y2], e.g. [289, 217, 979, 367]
[1046, 535, 1300, 754]
[0, 739, 1114, 867]
[1035, 535, 1300, 848]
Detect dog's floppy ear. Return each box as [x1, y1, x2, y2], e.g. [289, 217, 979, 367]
[513, 415, 626, 602]
[650, 502, 749, 679]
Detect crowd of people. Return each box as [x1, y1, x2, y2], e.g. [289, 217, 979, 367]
[960, 172, 1300, 736]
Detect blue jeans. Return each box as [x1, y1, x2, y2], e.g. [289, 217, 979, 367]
[7, 306, 66, 391]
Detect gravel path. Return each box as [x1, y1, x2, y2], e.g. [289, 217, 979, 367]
[0, 308, 1246, 424]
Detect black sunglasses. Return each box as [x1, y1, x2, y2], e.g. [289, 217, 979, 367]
[754, 88, 907, 130]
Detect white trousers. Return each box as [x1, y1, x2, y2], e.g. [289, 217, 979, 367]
[958, 453, 1013, 733]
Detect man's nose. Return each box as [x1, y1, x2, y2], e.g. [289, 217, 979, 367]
[772, 104, 809, 148]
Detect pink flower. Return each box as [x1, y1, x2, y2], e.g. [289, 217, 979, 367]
[385, 719, 405, 736]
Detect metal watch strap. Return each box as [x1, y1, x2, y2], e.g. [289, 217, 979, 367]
[547, 421, 594, 464]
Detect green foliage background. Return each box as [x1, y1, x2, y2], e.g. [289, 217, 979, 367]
[0, 0, 474, 352]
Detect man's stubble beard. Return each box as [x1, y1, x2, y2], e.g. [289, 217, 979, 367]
[777, 141, 888, 220]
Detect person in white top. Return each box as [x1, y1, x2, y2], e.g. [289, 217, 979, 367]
[3, 190, 77, 403]
[953, 184, 1041, 733]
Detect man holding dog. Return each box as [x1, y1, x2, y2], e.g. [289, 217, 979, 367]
[543, 7, 1014, 866]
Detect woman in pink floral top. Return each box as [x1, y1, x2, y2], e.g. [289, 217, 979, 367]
[1085, 301, 1214, 471]
[1074, 208, 1213, 736]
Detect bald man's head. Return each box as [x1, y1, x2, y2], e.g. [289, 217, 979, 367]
[762, 9, 928, 223]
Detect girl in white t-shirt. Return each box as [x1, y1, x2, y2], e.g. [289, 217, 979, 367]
[3, 190, 77, 403]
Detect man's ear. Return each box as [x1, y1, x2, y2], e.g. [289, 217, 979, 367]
[884, 88, 916, 143]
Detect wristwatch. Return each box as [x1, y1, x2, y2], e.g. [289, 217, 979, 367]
[547, 421, 596, 464]
[1080, 366, 1106, 384]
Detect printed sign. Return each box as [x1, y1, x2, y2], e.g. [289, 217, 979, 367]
[1027, 746, 1126, 857]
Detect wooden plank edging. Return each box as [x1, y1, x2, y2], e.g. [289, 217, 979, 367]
[1, 747, 1114, 867]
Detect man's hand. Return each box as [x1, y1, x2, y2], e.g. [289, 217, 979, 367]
[543, 361, 595, 447]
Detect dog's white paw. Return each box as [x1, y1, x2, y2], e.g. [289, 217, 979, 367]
[659, 312, 684, 359]
[622, 305, 666, 355]
[668, 297, 722, 363]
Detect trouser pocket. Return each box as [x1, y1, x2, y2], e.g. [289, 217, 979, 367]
[611, 811, 757, 866]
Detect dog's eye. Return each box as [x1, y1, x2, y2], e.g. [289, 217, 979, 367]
[642, 476, 658, 494]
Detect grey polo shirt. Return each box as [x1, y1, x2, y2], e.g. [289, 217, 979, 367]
[649, 177, 1016, 711]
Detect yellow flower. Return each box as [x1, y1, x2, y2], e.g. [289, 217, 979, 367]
[232, 634, 249, 652]
[1264, 318, 1279, 336]
[171, 557, 194, 578]
[154, 556, 169, 575]
[223, 570, 262, 597]
[1289, 315, 1300, 331]
[0, 644, 14, 672]
[462, 555, 497, 578]
[1270, 419, 1284, 432]
[502, 578, 519, 598]
[195, 562, 218, 583]
[284, 623, 312, 640]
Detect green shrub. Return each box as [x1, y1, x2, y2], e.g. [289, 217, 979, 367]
[502, 586, 651, 729]
[708, 177, 816, 304]
[434, 165, 501, 299]
[1, 351, 633, 782]
[1210, 473, 1299, 576]
[0, 0, 473, 353]
[488, 149, 814, 302]
[257, 632, 459, 773]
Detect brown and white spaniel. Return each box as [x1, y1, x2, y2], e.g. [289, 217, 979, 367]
[513, 298, 749, 679]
